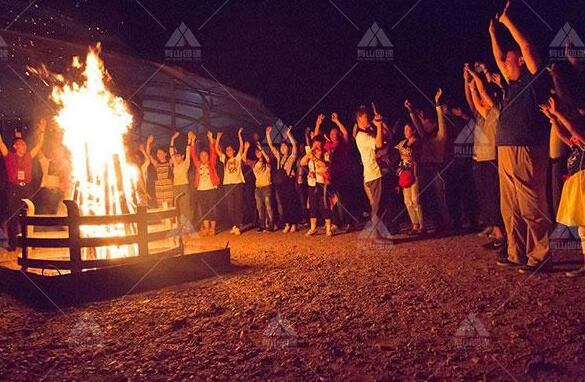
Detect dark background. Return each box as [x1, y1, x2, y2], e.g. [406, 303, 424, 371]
[3, 0, 585, 127]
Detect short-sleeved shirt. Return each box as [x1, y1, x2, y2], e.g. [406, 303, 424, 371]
[172, 157, 190, 186]
[197, 163, 215, 191]
[253, 161, 271, 188]
[473, 106, 499, 162]
[355, 131, 382, 183]
[496, 72, 551, 147]
[220, 153, 245, 185]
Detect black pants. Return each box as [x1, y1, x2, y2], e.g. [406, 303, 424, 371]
[275, 179, 300, 225]
[296, 182, 309, 222]
[309, 183, 331, 220]
[7, 183, 32, 248]
[223, 183, 245, 228]
[473, 160, 503, 228]
[198, 189, 218, 221]
[446, 159, 478, 227]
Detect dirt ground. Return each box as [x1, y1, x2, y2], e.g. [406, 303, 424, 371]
[1, 228, 584, 381]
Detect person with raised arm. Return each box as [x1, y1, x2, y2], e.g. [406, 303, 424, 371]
[541, 97, 585, 277]
[169, 131, 192, 222]
[190, 131, 220, 236]
[145, 134, 173, 208]
[266, 124, 300, 233]
[245, 140, 275, 232]
[464, 64, 506, 254]
[489, 1, 552, 273]
[216, 127, 246, 235]
[404, 90, 450, 233]
[354, 106, 385, 236]
[0, 119, 46, 251]
[327, 112, 355, 231]
[300, 135, 333, 237]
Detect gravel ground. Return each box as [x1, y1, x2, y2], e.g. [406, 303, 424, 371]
[1, 229, 584, 381]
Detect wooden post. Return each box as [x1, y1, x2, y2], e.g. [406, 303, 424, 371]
[64, 200, 82, 273]
[19, 202, 29, 264]
[137, 205, 148, 257]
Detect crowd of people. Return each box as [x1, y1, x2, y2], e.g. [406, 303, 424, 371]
[0, 2, 584, 277]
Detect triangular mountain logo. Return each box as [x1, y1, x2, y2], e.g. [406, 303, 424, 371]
[167, 214, 198, 240]
[550, 23, 585, 48]
[69, 313, 104, 351]
[550, 222, 580, 241]
[358, 214, 391, 240]
[0, 34, 7, 48]
[262, 119, 286, 145]
[454, 120, 489, 145]
[262, 313, 297, 349]
[166, 22, 200, 48]
[454, 313, 490, 348]
[358, 22, 393, 48]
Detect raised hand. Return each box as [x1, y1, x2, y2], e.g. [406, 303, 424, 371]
[266, 125, 272, 134]
[331, 112, 340, 124]
[171, 131, 180, 140]
[237, 127, 244, 135]
[206, 130, 213, 141]
[187, 131, 195, 143]
[404, 99, 414, 112]
[489, 17, 497, 35]
[463, 64, 472, 83]
[372, 112, 383, 128]
[316, 113, 325, 127]
[147, 135, 154, 145]
[548, 96, 558, 114]
[435, 88, 443, 105]
[499, 1, 511, 24]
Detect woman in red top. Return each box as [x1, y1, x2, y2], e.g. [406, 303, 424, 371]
[0, 120, 46, 251]
[190, 131, 220, 236]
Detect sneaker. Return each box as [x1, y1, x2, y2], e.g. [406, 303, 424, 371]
[496, 258, 524, 269]
[290, 224, 297, 233]
[477, 226, 493, 237]
[233, 227, 241, 236]
[256, 227, 264, 232]
[483, 238, 505, 251]
[518, 261, 553, 274]
[305, 228, 318, 237]
[283, 224, 291, 233]
[566, 267, 585, 278]
[326, 228, 333, 237]
[229, 225, 237, 234]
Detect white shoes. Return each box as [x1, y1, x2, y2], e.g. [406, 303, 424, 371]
[283, 224, 290, 233]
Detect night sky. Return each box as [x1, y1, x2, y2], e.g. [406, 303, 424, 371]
[4, 0, 585, 126]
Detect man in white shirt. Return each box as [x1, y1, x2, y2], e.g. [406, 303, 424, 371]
[354, 107, 384, 231]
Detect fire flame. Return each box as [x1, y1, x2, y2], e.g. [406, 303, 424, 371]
[48, 43, 139, 259]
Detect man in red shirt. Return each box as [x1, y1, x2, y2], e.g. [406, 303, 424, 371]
[0, 119, 46, 251]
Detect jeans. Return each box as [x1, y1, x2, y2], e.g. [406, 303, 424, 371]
[403, 180, 424, 227]
[255, 186, 274, 229]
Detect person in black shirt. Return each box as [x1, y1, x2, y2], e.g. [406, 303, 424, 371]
[489, 1, 552, 273]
